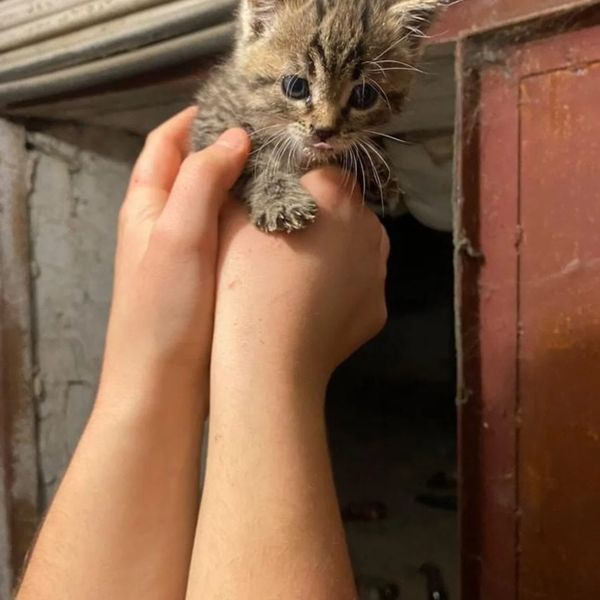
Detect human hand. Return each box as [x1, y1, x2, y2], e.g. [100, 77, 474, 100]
[98, 108, 250, 412]
[211, 168, 390, 397]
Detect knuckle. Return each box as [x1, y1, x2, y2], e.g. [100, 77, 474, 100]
[149, 222, 185, 254]
[149, 220, 213, 257]
[118, 201, 135, 231]
[146, 127, 165, 147]
[181, 151, 220, 179]
[361, 206, 379, 228]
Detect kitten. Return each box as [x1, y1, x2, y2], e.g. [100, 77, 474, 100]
[192, 0, 444, 233]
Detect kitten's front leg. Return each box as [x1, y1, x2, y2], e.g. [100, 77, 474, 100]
[246, 171, 318, 233]
[363, 163, 406, 218]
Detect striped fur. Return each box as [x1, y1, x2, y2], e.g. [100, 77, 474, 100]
[192, 0, 444, 232]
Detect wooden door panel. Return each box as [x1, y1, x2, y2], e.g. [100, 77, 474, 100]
[460, 21, 600, 600]
[519, 54, 600, 600]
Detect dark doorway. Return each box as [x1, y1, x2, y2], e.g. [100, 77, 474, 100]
[328, 214, 458, 599]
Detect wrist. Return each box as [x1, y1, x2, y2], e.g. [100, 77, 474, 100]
[95, 358, 209, 426]
[209, 369, 328, 440]
[212, 346, 328, 401]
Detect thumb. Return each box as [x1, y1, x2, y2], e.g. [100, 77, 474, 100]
[301, 167, 364, 219]
[156, 128, 250, 249]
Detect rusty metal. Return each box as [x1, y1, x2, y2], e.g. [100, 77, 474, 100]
[457, 14, 600, 600]
[456, 39, 521, 600]
[431, 0, 600, 43]
[517, 23, 600, 599]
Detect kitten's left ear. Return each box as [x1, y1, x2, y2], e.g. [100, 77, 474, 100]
[389, 0, 447, 46]
[239, 0, 283, 41]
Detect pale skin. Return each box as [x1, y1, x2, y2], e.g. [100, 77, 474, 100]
[16, 108, 390, 600]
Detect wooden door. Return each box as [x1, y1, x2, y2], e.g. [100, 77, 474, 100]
[458, 23, 600, 600]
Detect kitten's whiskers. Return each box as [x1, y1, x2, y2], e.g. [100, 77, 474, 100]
[360, 136, 392, 186]
[357, 139, 385, 214]
[364, 130, 411, 146]
[364, 76, 392, 113]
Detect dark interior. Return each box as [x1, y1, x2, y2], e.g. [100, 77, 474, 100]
[327, 214, 457, 599]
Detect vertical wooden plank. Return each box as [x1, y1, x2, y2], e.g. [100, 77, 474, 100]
[0, 118, 40, 590]
[457, 45, 521, 600]
[518, 57, 600, 600]
[454, 39, 485, 600]
[458, 16, 600, 600]
[477, 57, 521, 600]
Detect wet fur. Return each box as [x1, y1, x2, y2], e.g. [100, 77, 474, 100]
[192, 0, 444, 233]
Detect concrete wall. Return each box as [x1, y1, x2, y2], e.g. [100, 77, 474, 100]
[26, 124, 141, 504]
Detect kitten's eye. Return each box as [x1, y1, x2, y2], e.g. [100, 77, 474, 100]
[282, 75, 310, 100]
[349, 84, 379, 110]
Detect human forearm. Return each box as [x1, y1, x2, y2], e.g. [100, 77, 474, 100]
[17, 113, 251, 600]
[17, 371, 206, 600]
[186, 366, 356, 600]
[186, 170, 387, 600]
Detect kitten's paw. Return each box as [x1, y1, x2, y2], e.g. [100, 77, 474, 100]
[365, 175, 405, 217]
[253, 201, 318, 233]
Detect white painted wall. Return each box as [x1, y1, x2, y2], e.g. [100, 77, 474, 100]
[27, 124, 141, 504]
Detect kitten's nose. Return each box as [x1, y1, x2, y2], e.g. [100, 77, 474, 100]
[313, 128, 336, 142]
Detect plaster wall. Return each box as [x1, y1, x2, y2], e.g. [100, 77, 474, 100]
[26, 124, 141, 503]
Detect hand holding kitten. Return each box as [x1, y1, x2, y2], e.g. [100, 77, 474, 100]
[211, 167, 390, 396]
[99, 106, 388, 414]
[17, 108, 388, 600]
[98, 108, 251, 414]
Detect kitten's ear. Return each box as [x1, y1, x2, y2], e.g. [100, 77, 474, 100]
[389, 0, 447, 47]
[239, 0, 282, 41]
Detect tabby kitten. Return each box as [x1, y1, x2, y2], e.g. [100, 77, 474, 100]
[192, 0, 444, 233]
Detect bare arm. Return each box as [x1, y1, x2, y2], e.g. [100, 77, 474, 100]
[17, 111, 251, 600]
[186, 169, 390, 599]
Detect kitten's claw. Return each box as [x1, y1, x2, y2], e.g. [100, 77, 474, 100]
[253, 201, 318, 233]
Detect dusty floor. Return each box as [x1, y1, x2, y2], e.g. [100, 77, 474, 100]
[329, 385, 458, 600]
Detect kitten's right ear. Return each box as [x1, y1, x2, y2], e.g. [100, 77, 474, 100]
[389, 0, 447, 49]
[239, 0, 281, 41]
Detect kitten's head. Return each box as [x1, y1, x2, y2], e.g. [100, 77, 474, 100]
[235, 0, 444, 164]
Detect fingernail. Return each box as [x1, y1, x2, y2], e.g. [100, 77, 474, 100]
[216, 129, 247, 150]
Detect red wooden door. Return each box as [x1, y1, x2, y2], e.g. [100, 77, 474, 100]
[460, 23, 600, 600]
[518, 28, 600, 599]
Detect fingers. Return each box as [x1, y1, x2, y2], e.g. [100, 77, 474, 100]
[117, 108, 198, 270]
[128, 106, 198, 196]
[302, 166, 388, 246]
[300, 167, 364, 217]
[153, 129, 250, 252]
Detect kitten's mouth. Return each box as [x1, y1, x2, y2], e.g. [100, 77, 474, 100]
[302, 137, 346, 161]
[312, 141, 334, 151]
